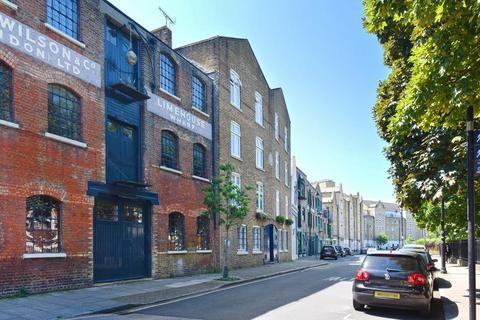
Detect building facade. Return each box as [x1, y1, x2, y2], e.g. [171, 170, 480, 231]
[178, 37, 292, 267]
[0, 0, 217, 296]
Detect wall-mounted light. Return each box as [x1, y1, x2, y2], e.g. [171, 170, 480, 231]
[126, 25, 137, 65]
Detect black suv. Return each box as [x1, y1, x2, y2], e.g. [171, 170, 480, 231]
[320, 245, 338, 260]
[335, 245, 345, 257]
[352, 251, 434, 316]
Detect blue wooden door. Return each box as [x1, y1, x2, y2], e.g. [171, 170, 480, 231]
[94, 198, 148, 282]
[264, 224, 278, 262]
[106, 118, 138, 183]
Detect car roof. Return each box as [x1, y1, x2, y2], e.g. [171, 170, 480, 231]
[403, 244, 426, 249]
[400, 247, 426, 253]
[367, 251, 421, 258]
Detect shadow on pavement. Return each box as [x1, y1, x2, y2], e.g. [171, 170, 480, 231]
[441, 296, 459, 319]
[436, 277, 452, 289]
[362, 298, 444, 320]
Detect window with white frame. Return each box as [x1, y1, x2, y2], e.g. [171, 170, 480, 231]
[274, 113, 279, 141]
[255, 137, 264, 169]
[284, 126, 288, 151]
[278, 230, 282, 251]
[230, 121, 241, 158]
[275, 190, 280, 216]
[237, 224, 247, 251]
[230, 69, 241, 108]
[252, 226, 261, 251]
[284, 160, 289, 186]
[283, 230, 288, 250]
[275, 151, 280, 179]
[256, 182, 264, 213]
[231, 172, 241, 207]
[255, 92, 263, 125]
[285, 195, 289, 218]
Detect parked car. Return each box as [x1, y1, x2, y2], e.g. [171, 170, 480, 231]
[403, 244, 426, 251]
[335, 246, 345, 257]
[352, 251, 434, 316]
[344, 247, 352, 256]
[399, 248, 438, 279]
[360, 247, 368, 254]
[320, 245, 338, 260]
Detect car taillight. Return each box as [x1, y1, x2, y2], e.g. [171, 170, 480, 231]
[408, 273, 427, 285]
[426, 263, 433, 270]
[355, 270, 369, 281]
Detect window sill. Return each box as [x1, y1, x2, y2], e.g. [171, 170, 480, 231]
[192, 106, 209, 118]
[256, 122, 265, 129]
[230, 155, 243, 162]
[1, 0, 17, 10]
[167, 250, 188, 254]
[196, 250, 212, 254]
[252, 250, 263, 255]
[158, 165, 183, 175]
[0, 119, 19, 129]
[23, 253, 67, 259]
[44, 23, 86, 49]
[45, 132, 87, 149]
[192, 175, 210, 183]
[230, 103, 242, 111]
[236, 250, 248, 255]
[160, 88, 181, 102]
[256, 166, 265, 172]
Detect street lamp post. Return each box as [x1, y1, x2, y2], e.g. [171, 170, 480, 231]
[441, 198, 447, 273]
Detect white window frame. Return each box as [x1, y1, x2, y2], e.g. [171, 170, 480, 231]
[237, 224, 247, 252]
[275, 113, 279, 141]
[231, 172, 241, 207]
[284, 126, 288, 151]
[255, 92, 263, 126]
[230, 69, 241, 109]
[278, 230, 282, 251]
[230, 121, 241, 158]
[256, 182, 265, 213]
[276, 190, 280, 216]
[284, 160, 289, 186]
[275, 151, 280, 179]
[285, 195, 289, 218]
[252, 226, 261, 251]
[255, 137, 264, 169]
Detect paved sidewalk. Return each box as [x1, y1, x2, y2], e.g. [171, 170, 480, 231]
[0, 257, 327, 320]
[436, 257, 480, 320]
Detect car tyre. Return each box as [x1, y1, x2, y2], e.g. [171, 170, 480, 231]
[335, 256, 338, 260]
[353, 300, 365, 311]
[419, 301, 431, 317]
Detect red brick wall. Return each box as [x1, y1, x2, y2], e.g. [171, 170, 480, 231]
[0, 0, 104, 296]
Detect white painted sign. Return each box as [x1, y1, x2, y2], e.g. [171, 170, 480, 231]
[146, 91, 212, 140]
[0, 12, 101, 87]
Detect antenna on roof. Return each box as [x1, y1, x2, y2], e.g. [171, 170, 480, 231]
[158, 6, 176, 28]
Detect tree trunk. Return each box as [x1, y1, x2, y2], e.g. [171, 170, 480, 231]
[223, 228, 229, 278]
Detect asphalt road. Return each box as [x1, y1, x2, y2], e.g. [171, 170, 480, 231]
[90, 255, 444, 320]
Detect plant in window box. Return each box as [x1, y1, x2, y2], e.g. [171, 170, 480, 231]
[255, 212, 268, 221]
[285, 218, 294, 226]
[275, 215, 286, 225]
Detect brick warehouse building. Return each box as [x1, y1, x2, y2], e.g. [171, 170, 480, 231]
[179, 37, 292, 268]
[0, 0, 217, 296]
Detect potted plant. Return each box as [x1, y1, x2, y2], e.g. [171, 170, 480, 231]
[275, 215, 286, 224]
[285, 218, 294, 226]
[255, 212, 268, 221]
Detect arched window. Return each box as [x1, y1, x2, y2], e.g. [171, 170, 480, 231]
[197, 216, 210, 250]
[47, 0, 79, 39]
[48, 84, 81, 141]
[160, 54, 176, 95]
[161, 130, 179, 169]
[192, 76, 205, 112]
[26, 195, 61, 253]
[193, 143, 206, 178]
[168, 212, 185, 251]
[0, 61, 13, 121]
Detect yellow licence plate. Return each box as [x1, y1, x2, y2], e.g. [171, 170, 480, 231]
[374, 291, 400, 299]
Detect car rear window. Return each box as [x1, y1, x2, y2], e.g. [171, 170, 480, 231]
[362, 255, 419, 271]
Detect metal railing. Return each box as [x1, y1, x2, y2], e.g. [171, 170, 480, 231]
[446, 239, 480, 263]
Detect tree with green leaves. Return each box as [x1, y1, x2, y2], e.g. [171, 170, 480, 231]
[363, 0, 480, 238]
[376, 233, 388, 247]
[203, 163, 251, 279]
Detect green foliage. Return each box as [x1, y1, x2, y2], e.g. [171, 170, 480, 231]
[404, 235, 414, 245]
[275, 215, 286, 224]
[363, 0, 480, 238]
[376, 233, 388, 246]
[203, 163, 251, 278]
[255, 212, 268, 221]
[285, 218, 294, 226]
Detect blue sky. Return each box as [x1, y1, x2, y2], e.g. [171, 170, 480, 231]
[110, 0, 394, 202]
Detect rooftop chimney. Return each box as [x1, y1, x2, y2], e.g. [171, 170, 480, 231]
[152, 26, 172, 48]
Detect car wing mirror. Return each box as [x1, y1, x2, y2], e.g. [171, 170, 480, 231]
[432, 259, 438, 263]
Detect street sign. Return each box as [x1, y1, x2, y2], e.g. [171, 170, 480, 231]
[475, 130, 480, 174]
